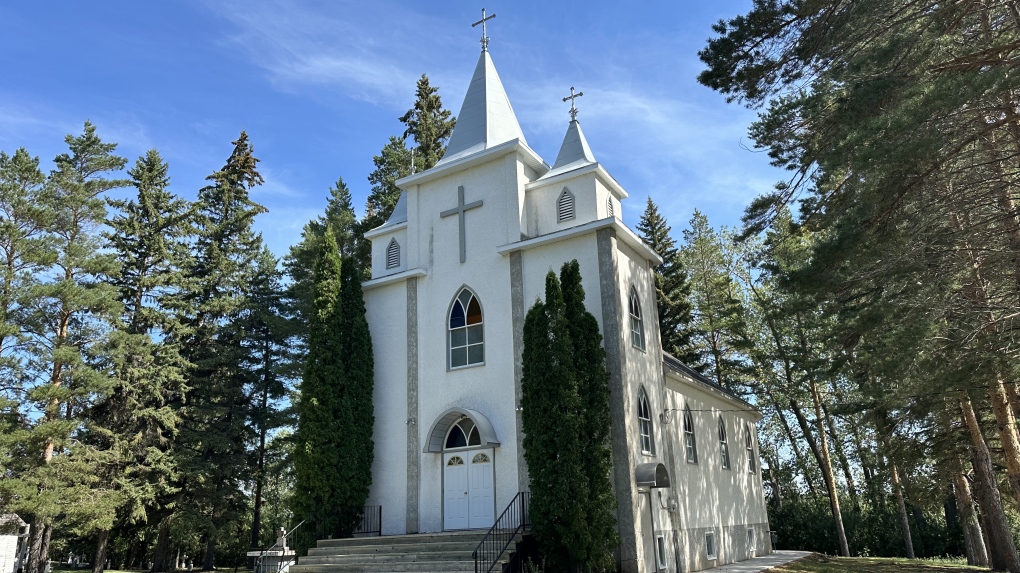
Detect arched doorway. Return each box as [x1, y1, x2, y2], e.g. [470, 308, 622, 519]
[442, 419, 494, 530]
[425, 409, 500, 531]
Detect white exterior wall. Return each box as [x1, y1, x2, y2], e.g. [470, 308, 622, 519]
[369, 226, 408, 278]
[664, 371, 771, 571]
[523, 172, 598, 237]
[364, 281, 409, 535]
[408, 151, 529, 533]
[0, 536, 18, 573]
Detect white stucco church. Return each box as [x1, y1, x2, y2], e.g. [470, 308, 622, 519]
[359, 25, 772, 573]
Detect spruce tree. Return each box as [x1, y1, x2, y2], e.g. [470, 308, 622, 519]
[636, 198, 701, 368]
[399, 74, 456, 171]
[355, 137, 411, 271]
[522, 271, 586, 572]
[559, 261, 618, 572]
[284, 177, 358, 323]
[178, 131, 267, 570]
[80, 149, 190, 573]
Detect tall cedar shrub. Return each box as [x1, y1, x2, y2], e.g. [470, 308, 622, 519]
[523, 264, 615, 572]
[292, 231, 374, 548]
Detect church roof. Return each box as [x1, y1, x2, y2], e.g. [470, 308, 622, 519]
[541, 119, 596, 180]
[364, 191, 407, 238]
[436, 50, 528, 166]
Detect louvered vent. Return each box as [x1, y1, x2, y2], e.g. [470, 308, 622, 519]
[386, 239, 400, 269]
[557, 189, 575, 222]
[607, 197, 615, 218]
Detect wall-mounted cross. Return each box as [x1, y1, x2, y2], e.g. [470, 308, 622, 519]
[472, 8, 496, 52]
[563, 87, 584, 121]
[441, 186, 483, 263]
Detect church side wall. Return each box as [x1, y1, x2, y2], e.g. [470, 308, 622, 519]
[523, 173, 598, 237]
[663, 374, 771, 571]
[363, 281, 409, 535]
[613, 239, 675, 573]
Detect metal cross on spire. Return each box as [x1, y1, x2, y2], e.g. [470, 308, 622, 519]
[472, 8, 496, 51]
[562, 87, 584, 121]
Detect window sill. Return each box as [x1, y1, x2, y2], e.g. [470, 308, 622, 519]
[448, 362, 485, 372]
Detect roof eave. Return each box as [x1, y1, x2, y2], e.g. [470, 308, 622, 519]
[396, 139, 548, 189]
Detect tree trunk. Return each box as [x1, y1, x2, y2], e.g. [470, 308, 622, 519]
[202, 538, 215, 571]
[822, 402, 859, 509]
[770, 395, 817, 494]
[151, 519, 172, 573]
[789, 399, 824, 475]
[891, 464, 915, 558]
[954, 471, 989, 566]
[92, 530, 110, 573]
[36, 523, 52, 573]
[809, 381, 850, 556]
[988, 375, 1020, 505]
[960, 392, 1020, 573]
[26, 518, 44, 573]
[252, 385, 269, 549]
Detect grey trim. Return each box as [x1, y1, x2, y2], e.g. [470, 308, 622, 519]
[597, 227, 639, 573]
[405, 277, 419, 533]
[510, 251, 528, 493]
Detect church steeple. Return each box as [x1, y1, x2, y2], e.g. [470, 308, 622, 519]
[550, 119, 596, 172]
[436, 50, 527, 166]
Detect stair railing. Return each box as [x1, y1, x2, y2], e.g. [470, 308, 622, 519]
[254, 519, 305, 573]
[472, 491, 530, 573]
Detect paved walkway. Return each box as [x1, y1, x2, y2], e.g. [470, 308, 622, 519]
[708, 550, 814, 572]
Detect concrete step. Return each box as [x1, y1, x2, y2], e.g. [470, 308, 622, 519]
[290, 561, 475, 573]
[300, 551, 475, 564]
[313, 531, 485, 549]
[307, 541, 480, 557]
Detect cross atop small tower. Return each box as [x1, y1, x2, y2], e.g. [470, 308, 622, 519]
[472, 8, 496, 52]
[562, 87, 584, 121]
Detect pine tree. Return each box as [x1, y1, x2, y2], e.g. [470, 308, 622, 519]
[285, 177, 358, 323]
[522, 271, 586, 572]
[399, 74, 456, 171]
[177, 131, 267, 571]
[559, 261, 618, 572]
[636, 198, 701, 368]
[20, 122, 129, 573]
[355, 138, 411, 271]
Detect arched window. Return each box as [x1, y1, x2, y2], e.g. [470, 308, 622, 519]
[557, 188, 575, 222]
[607, 196, 615, 218]
[449, 288, 484, 368]
[637, 388, 655, 455]
[719, 416, 731, 470]
[629, 288, 645, 350]
[445, 418, 482, 449]
[746, 423, 756, 473]
[683, 405, 698, 464]
[386, 238, 400, 269]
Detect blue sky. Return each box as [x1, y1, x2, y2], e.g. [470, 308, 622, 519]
[0, 1, 781, 258]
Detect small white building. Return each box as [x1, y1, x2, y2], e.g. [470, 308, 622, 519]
[0, 515, 29, 573]
[360, 36, 771, 573]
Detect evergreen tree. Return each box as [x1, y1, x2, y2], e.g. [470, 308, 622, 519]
[241, 247, 298, 548]
[559, 261, 618, 572]
[398, 74, 456, 171]
[284, 177, 357, 323]
[636, 198, 701, 368]
[355, 137, 411, 271]
[680, 210, 749, 391]
[522, 271, 586, 572]
[177, 131, 267, 571]
[80, 149, 191, 573]
[292, 230, 374, 545]
[19, 122, 128, 573]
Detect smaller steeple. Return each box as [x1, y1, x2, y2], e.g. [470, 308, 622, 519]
[542, 87, 596, 178]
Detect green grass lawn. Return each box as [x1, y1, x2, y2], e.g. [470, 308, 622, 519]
[770, 554, 987, 573]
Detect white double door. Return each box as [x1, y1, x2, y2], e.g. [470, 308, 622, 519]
[443, 448, 495, 530]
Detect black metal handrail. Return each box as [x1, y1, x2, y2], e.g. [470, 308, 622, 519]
[472, 491, 531, 573]
[353, 505, 382, 536]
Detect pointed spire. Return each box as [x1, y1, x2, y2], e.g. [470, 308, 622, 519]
[546, 119, 596, 175]
[436, 51, 527, 165]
